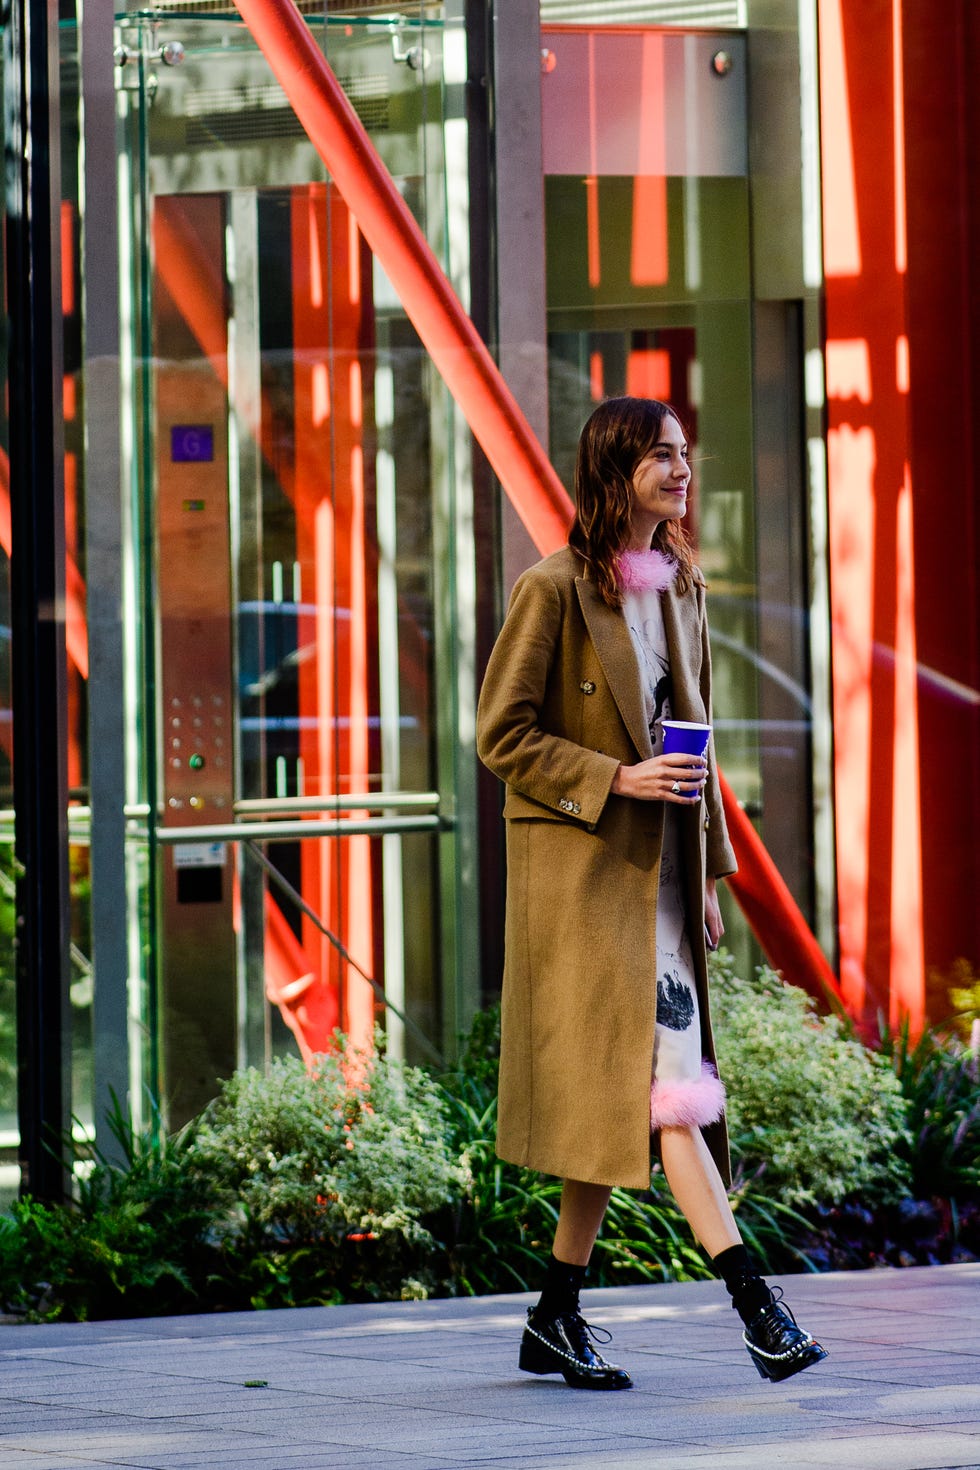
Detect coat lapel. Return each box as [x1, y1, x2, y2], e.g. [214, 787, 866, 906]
[575, 577, 653, 760]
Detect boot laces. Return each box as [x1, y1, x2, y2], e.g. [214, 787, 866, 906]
[761, 1286, 799, 1328]
[566, 1313, 613, 1353]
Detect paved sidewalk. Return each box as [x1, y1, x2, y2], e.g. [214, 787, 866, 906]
[0, 1262, 978, 1469]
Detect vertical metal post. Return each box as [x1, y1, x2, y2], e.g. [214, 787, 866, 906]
[82, 0, 131, 1157]
[227, 188, 268, 1071]
[491, 0, 550, 589]
[4, 0, 72, 1198]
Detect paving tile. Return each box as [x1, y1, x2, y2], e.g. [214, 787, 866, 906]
[513, 1429, 980, 1470]
[2, 1264, 980, 1470]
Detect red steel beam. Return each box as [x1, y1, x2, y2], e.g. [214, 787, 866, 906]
[234, 0, 572, 554]
[233, 0, 842, 1007]
[719, 773, 840, 1004]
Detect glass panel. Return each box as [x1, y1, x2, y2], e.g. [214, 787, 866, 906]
[61, 13, 95, 1141]
[116, 9, 468, 1123]
[543, 26, 765, 974]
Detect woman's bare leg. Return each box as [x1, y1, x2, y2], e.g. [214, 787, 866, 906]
[657, 1123, 828, 1381]
[658, 1123, 741, 1256]
[552, 1179, 613, 1266]
[522, 1179, 633, 1389]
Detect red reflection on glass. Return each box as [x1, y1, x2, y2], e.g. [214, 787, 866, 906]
[819, 0, 862, 277]
[589, 351, 604, 402]
[827, 419, 875, 1021]
[626, 347, 670, 402]
[585, 175, 601, 288]
[631, 33, 668, 286]
[889, 466, 923, 1034]
[61, 203, 75, 315]
[630, 174, 669, 287]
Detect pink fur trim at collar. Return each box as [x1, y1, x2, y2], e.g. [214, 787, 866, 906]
[617, 548, 678, 593]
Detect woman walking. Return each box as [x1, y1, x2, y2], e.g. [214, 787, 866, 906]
[477, 396, 827, 1390]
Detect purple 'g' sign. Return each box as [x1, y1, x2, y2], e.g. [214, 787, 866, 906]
[171, 425, 214, 463]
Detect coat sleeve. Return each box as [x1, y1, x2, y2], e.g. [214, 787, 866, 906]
[698, 580, 738, 879]
[476, 570, 621, 828]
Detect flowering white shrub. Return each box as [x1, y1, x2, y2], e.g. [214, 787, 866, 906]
[709, 952, 912, 1207]
[188, 1038, 466, 1252]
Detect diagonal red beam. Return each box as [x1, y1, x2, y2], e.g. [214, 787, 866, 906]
[233, 0, 841, 1007]
[719, 773, 841, 1003]
[233, 0, 571, 554]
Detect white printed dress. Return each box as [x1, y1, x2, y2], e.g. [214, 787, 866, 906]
[622, 569, 726, 1132]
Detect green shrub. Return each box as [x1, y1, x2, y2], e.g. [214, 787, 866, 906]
[879, 1015, 980, 1200]
[709, 951, 912, 1207]
[5, 959, 951, 1324]
[188, 1037, 466, 1303]
[0, 1096, 213, 1322]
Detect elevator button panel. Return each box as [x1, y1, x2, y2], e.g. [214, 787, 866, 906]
[157, 361, 235, 826]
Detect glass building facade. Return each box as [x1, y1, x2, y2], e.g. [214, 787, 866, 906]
[3, 0, 978, 1202]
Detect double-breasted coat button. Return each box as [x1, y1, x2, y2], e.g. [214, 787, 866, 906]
[579, 680, 596, 694]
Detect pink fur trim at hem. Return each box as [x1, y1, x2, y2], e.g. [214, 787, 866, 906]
[616, 548, 678, 593]
[650, 1063, 726, 1130]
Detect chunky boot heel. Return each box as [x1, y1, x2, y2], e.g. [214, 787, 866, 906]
[519, 1309, 632, 1390]
[742, 1289, 828, 1383]
[518, 1332, 555, 1375]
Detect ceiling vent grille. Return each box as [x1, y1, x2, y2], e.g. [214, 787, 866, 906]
[181, 74, 390, 146]
[539, 0, 745, 25]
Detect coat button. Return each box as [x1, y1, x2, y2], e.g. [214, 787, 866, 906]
[579, 680, 596, 694]
[704, 816, 711, 830]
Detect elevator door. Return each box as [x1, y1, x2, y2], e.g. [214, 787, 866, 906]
[117, 11, 474, 1124]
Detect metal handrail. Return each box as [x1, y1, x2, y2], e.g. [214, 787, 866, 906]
[147, 814, 442, 844]
[234, 791, 439, 816]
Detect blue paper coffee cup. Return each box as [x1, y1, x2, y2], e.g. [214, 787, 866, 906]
[661, 719, 711, 760]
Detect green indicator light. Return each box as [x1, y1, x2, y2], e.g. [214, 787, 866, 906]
[188, 753, 205, 770]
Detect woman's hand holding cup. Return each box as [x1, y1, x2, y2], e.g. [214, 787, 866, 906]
[612, 752, 706, 803]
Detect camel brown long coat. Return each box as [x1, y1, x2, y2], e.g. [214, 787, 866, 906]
[477, 546, 737, 1190]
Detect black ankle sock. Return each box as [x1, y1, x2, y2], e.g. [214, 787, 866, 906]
[535, 1254, 587, 1321]
[712, 1243, 773, 1323]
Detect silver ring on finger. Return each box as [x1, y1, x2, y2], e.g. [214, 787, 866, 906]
[670, 781, 681, 796]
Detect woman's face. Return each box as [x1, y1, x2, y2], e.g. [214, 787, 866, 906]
[629, 415, 691, 532]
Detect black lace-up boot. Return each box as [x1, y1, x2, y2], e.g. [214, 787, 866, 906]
[519, 1256, 632, 1390]
[740, 1287, 829, 1382]
[713, 1243, 828, 1383]
[519, 1307, 633, 1389]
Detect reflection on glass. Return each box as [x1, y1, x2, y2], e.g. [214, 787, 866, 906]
[115, 11, 463, 1120]
[543, 25, 772, 978]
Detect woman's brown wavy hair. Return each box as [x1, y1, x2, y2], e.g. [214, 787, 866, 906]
[568, 396, 695, 607]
